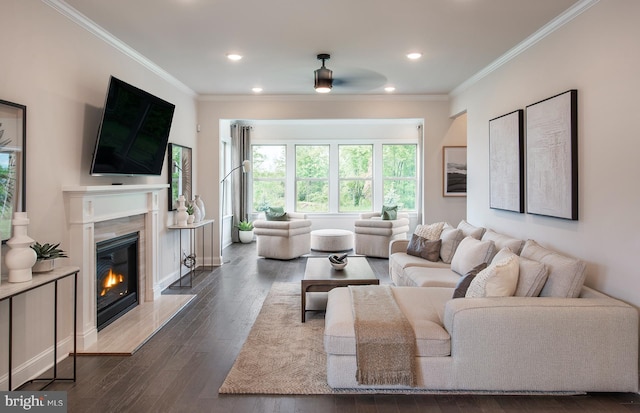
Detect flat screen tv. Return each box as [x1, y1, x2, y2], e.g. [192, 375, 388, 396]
[90, 76, 175, 176]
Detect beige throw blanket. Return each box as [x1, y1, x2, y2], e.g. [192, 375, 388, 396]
[349, 285, 417, 386]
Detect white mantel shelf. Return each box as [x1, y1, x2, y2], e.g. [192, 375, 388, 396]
[63, 184, 169, 194]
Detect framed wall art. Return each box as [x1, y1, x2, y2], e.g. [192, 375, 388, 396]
[0, 99, 26, 241]
[526, 89, 578, 220]
[168, 143, 192, 211]
[443, 146, 467, 197]
[489, 109, 524, 213]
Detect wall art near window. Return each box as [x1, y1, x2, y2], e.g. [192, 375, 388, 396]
[443, 146, 467, 197]
[168, 143, 192, 211]
[0, 100, 26, 242]
[489, 109, 524, 213]
[526, 89, 578, 220]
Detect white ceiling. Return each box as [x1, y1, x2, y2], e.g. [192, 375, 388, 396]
[61, 0, 581, 96]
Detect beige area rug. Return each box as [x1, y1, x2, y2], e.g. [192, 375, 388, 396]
[219, 282, 332, 394]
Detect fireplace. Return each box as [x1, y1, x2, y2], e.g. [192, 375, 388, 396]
[96, 232, 139, 330]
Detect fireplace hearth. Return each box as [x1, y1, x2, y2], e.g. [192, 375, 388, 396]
[96, 232, 139, 331]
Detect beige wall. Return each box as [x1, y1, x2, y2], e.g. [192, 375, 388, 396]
[0, 0, 198, 386]
[197, 97, 466, 262]
[450, 0, 640, 308]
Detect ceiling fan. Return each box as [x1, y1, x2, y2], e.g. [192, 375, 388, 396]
[313, 53, 387, 93]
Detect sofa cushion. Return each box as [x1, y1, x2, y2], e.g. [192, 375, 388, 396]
[450, 237, 495, 276]
[481, 229, 525, 256]
[402, 267, 460, 287]
[439, 227, 465, 264]
[324, 287, 452, 357]
[466, 254, 519, 298]
[406, 234, 441, 262]
[457, 220, 486, 239]
[452, 263, 488, 298]
[488, 247, 550, 297]
[520, 239, 586, 298]
[415, 222, 445, 240]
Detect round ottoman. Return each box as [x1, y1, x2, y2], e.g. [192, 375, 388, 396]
[310, 229, 354, 252]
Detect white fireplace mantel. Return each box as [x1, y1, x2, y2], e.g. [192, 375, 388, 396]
[63, 184, 168, 350]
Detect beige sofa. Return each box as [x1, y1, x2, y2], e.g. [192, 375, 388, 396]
[323, 221, 639, 392]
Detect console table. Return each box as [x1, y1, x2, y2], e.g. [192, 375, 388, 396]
[168, 219, 214, 287]
[0, 266, 79, 390]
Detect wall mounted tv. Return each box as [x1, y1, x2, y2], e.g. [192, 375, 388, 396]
[90, 76, 175, 176]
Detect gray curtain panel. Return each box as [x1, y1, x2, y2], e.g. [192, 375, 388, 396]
[230, 124, 251, 242]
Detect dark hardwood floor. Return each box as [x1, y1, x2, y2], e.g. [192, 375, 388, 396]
[26, 242, 640, 412]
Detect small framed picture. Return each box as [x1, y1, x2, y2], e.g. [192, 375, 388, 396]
[443, 146, 467, 197]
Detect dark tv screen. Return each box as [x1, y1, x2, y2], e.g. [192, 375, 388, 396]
[90, 76, 175, 176]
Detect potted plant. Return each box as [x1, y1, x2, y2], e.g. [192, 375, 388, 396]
[236, 220, 254, 243]
[186, 203, 195, 224]
[30, 242, 68, 273]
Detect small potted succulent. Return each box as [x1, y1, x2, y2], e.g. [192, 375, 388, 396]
[186, 203, 195, 224]
[236, 220, 254, 243]
[30, 242, 68, 273]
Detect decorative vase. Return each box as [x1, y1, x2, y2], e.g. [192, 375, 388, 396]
[187, 215, 195, 224]
[239, 230, 254, 243]
[6, 212, 38, 283]
[192, 200, 202, 222]
[33, 259, 55, 273]
[177, 195, 189, 226]
[195, 195, 205, 220]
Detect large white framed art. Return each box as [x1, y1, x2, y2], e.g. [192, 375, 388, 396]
[489, 109, 524, 213]
[526, 90, 578, 220]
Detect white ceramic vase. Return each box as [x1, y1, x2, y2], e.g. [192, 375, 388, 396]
[195, 195, 205, 220]
[177, 195, 189, 226]
[6, 212, 38, 283]
[239, 230, 254, 243]
[192, 200, 202, 222]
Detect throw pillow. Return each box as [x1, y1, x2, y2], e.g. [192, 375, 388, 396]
[439, 227, 465, 264]
[381, 205, 398, 220]
[450, 237, 496, 276]
[465, 255, 519, 298]
[406, 234, 441, 262]
[452, 263, 488, 298]
[492, 247, 548, 297]
[520, 239, 586, 298]
[481, 229, 526, 258]
[457, 219, 486, 239]
[414, 222, 445, 240]
[265, 207, 288, 221]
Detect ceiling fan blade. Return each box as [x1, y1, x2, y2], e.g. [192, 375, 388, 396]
[332, 68, 387, 91]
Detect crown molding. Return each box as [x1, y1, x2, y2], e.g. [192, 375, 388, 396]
[197, 94, 449, 102]
[43, 0, 197, 97]
[450, 0, 600, 97]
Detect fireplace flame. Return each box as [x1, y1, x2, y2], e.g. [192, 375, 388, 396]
[100, 269, 125, 297]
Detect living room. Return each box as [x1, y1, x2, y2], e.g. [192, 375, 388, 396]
[1, 0, 639, 410]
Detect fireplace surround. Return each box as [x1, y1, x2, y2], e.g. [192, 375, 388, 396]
[63, 184, 167, 350]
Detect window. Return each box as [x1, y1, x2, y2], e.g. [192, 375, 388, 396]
[252, 145, 286, 211]
[383, 144, 417, 210]
[296, 145, 329, 212]
[339, 145, 372, 212]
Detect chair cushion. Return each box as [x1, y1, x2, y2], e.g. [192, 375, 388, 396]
[450, 237, 495, 276]
[466, 254, 519, 298]
[406, 234, 441, 262]
[520, 240, 586, 298]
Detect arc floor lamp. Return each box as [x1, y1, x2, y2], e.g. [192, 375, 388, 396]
[220, 160, 251, 261]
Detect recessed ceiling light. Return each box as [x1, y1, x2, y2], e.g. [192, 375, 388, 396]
[226, 53, 243, 61]
[252, 87, 263, 93]
[384, 86, 396, 92]
[406, 52, 422, 60]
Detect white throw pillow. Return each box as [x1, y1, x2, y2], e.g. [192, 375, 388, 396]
[439, 227, 465, 264]
[457, 220, 486, 240]
[450, 237, 496, 276]
[415, 222, 445, 240]
[466, 255, 520, 298]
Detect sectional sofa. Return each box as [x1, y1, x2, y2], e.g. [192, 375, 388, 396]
[323, 221, 639, 392]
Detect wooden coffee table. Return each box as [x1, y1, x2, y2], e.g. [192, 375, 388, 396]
[301, 256, 378, 322]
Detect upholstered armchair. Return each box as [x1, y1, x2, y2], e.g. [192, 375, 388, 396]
[253, 212, 312, 260]
[354, 212, 410, 258]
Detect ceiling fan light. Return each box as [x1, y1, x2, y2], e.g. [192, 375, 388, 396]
[314, 66, 333, 93]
